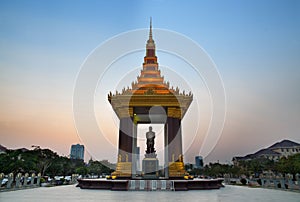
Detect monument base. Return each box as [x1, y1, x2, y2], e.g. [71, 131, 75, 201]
[77, 178, 224, 191]
[142, 158, 159, 179]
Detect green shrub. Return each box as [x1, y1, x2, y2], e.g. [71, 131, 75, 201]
[40, 177, 46, 183]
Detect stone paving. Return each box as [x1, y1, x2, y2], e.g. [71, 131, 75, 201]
[0, 184, 299, 202]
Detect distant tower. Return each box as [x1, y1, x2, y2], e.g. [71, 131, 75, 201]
[70, 144, 84, 160]
[195, 156, 203, 169]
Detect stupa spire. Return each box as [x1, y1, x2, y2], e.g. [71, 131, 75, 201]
[147, 17, 155, 49]
[149, 17, 153, 41]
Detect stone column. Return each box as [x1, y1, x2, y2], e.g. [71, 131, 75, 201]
[259, 174, 264, 187]
[31, 173, 35, 186]
[279, 174, 285, 189]
[37, 173, 41, 185]
[265, 178, 270, 187]
[265, 172, 271, 187]
[275, 174, 281, 188]
[0, 173, 4, 186]
[24, 173, 29, 187]
[287, 173, 293, 190]
[131, 123, 137, 178]
[75, 174, 79, 183]
[224, 173, 230, 184]
[71, 174, 75, 184]
[15, 173, 22, 188]
[270, 176, 274, 188]
[71, 174, 79, 184]
[296, 173, 300, 190]
[6, 173, 13, 189]
[164, 123, 169, 178]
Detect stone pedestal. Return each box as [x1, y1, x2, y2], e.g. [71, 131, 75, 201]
[7, 173, 13, 189]
[296, 173, 300, 190]
[24, 173, 29, 186]
[15, 173, 22, 188]
[37, 173, 41, 185]
[31, 173, 35, 186]
[0, 173, 4, 186]
[142, 157, 159, 179]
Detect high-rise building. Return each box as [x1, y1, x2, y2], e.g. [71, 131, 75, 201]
[195, 156, 203, 169]
[70, 144, 84, 160]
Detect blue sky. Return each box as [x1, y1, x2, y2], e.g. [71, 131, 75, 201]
[0, 0, 299, 163]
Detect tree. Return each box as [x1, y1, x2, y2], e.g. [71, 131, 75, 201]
[88, 159, 114, 176]
[202, 163, 234, 178]
[0, 146, 115, 179]
[32, 147, 59, 176]
[275, 154, 300, 175]
[0, 149, 38, 176]
[75, 166, 88, 175]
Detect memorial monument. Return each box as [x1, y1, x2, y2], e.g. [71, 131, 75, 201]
[108, 18, 192, 179]
[77, 19, 224, 190]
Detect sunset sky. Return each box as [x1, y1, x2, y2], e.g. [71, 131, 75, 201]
[1, 0, 299, 164]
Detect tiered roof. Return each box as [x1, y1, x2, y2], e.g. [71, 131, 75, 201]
[108, 19, 192, 97]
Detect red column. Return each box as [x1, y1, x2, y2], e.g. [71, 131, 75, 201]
[118, 117, 133, 162]
[166, 117, 183, 162]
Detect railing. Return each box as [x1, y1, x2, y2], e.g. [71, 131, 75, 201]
[223, 173, 300, 191]
[0, 173, 79, 191]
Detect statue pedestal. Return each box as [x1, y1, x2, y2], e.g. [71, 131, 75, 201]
[142, 156, 159, 179]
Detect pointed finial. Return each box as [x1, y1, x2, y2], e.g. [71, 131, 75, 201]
[149, 17, 153, 40]
[146, 17, 155, 49]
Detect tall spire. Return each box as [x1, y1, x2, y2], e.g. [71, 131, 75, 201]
[146, 17, 155, 49]
[149, 17, 153, 41]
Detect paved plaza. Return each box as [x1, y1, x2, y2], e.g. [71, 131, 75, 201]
[1, 185, 299, 202]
